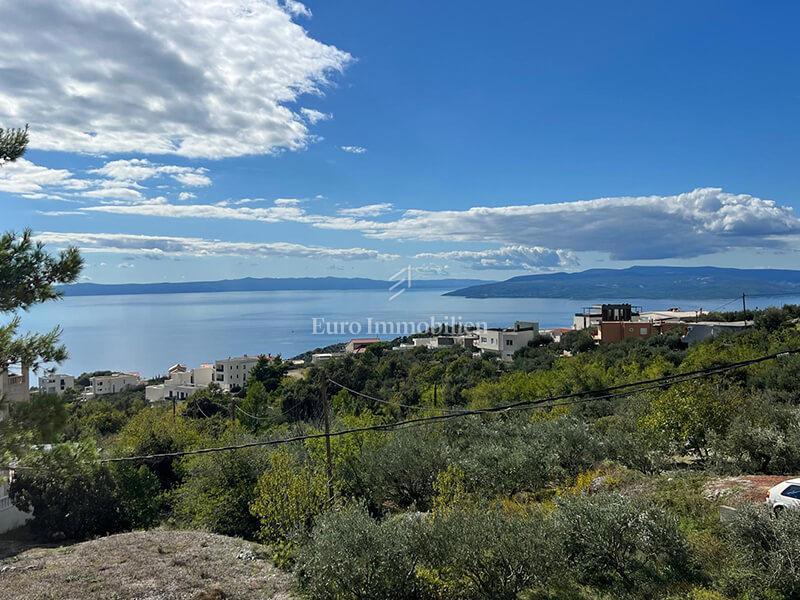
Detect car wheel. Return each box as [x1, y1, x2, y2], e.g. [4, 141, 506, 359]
[774, 505, 785, 516]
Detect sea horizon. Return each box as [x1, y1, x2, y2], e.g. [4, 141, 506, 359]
[19, 288, 800, 379]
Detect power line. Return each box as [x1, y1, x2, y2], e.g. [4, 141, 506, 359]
[327, 379, 462, 414]
[94, 347, 798, 464]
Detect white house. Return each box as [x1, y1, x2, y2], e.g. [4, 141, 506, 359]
[412, 334, 478, 349]
[0, 468, 31, 533]
[38, 373, 75, 396]
[0, 365, 30, 421]
[213, 355, 260, 390]
[475, 321, 539, 361]
[145, 363, 214, 404]
[87, 372, 142, 397]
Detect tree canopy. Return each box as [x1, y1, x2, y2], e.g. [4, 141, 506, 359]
[0, 125, 28, 163]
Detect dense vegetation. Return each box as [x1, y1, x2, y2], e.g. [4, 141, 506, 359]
[7, 305, 800, 598]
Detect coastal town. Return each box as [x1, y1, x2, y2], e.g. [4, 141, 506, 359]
[0, 302, 753, 414]
[4, 1, 800, 596]
[0, 300, 759, 536]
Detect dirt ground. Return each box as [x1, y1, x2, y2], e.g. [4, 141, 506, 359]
[705, 474, 792, 504]
[0, 530, 295, 600]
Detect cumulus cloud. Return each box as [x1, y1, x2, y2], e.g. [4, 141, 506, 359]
[34, 232, 400, 262]
[178, 192, 196, 201]
[282, 0, 312, 17]
[83, 187, 144, 201]
[0, 157, 212, 205]
[0, 158, 80, 198]
[340, 145, 367, 154]
[370, 188, 800, 260]
[44, 187, 800, 263]
[338, 203, 393, 217]
[415, 246, 578, 271]
[90, 159, 211, 187]
[0, 0, 350, 158]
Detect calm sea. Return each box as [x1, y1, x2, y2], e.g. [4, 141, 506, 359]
[16, 290, 800, 378]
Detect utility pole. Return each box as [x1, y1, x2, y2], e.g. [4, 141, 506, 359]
[229, 394, 236, 422]
[742, 293, 749, 327]
[433, 382, 438, 406]
[172, 395, 176, 421]
[322, 379, 334, 504]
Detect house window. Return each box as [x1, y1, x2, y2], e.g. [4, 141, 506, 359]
[640, 328, 648, 335]
[505, 339, 514, 346]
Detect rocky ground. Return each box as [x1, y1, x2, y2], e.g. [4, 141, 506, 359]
[0, 530, 295, 600]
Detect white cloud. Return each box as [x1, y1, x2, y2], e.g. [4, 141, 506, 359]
[36, 210, 84, 216]
[46, 187, 800, 263]
[90, 159, 211, 187]
[117, 262, 135, 269]
[300, 108, 331, 124]
[340, 145, 367, 154]
[178, 192, 196, 201]
[415, 246, 578, 271]
[282, 0, 312, 17]
[0, 158, 79, 197]
[34, 232, 400, 262]
[338, 203, 393, 217]
[84, 187, 144, 201]
[0, 0, 350, 158]
[81, 202, 308, 222]
[368, 188, 800, 260]
[415, 263, 450, 276]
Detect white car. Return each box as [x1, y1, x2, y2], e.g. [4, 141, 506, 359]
[766, 478, 800, 513]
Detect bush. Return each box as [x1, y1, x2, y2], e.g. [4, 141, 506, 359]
[9, 443, 130, 540]
[171, 437, 270, 538]
[111, 407, 209, 490]
[250, 448, 328, 544]
[299, 503, 423, 600]
[361, 427, 449, 510]
[422, 504, 561, 599]
[725, 505, 800, 598]
[555, 493, 692, 595]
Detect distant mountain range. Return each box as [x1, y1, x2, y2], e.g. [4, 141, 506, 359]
[444, 266, 800, 300]
[59, 276, 493, 297]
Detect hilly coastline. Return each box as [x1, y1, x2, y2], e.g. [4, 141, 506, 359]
[444, 266, 800, 300]
[59, 276, 493, 297]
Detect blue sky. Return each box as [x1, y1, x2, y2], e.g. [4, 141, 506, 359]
[2, 0, 799, 283]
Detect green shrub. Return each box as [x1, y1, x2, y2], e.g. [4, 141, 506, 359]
[9, 443, 128, 540]
[250, 448, 328, 543]
[361, 427, 449, 510]
[725, 505, 800, 598]
[298, 503, 423, 600]
[171, 438, 270, 538]
[555, 493, 692, 595]
[422, 504, 561, 599]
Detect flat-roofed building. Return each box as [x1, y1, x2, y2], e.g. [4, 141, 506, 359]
[88, 373, 142, 396]
[475, 321, 539, 361]
[213, 355, 260, 391]
[145, 363, 215, 404]
[38, 373, 75, 396]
